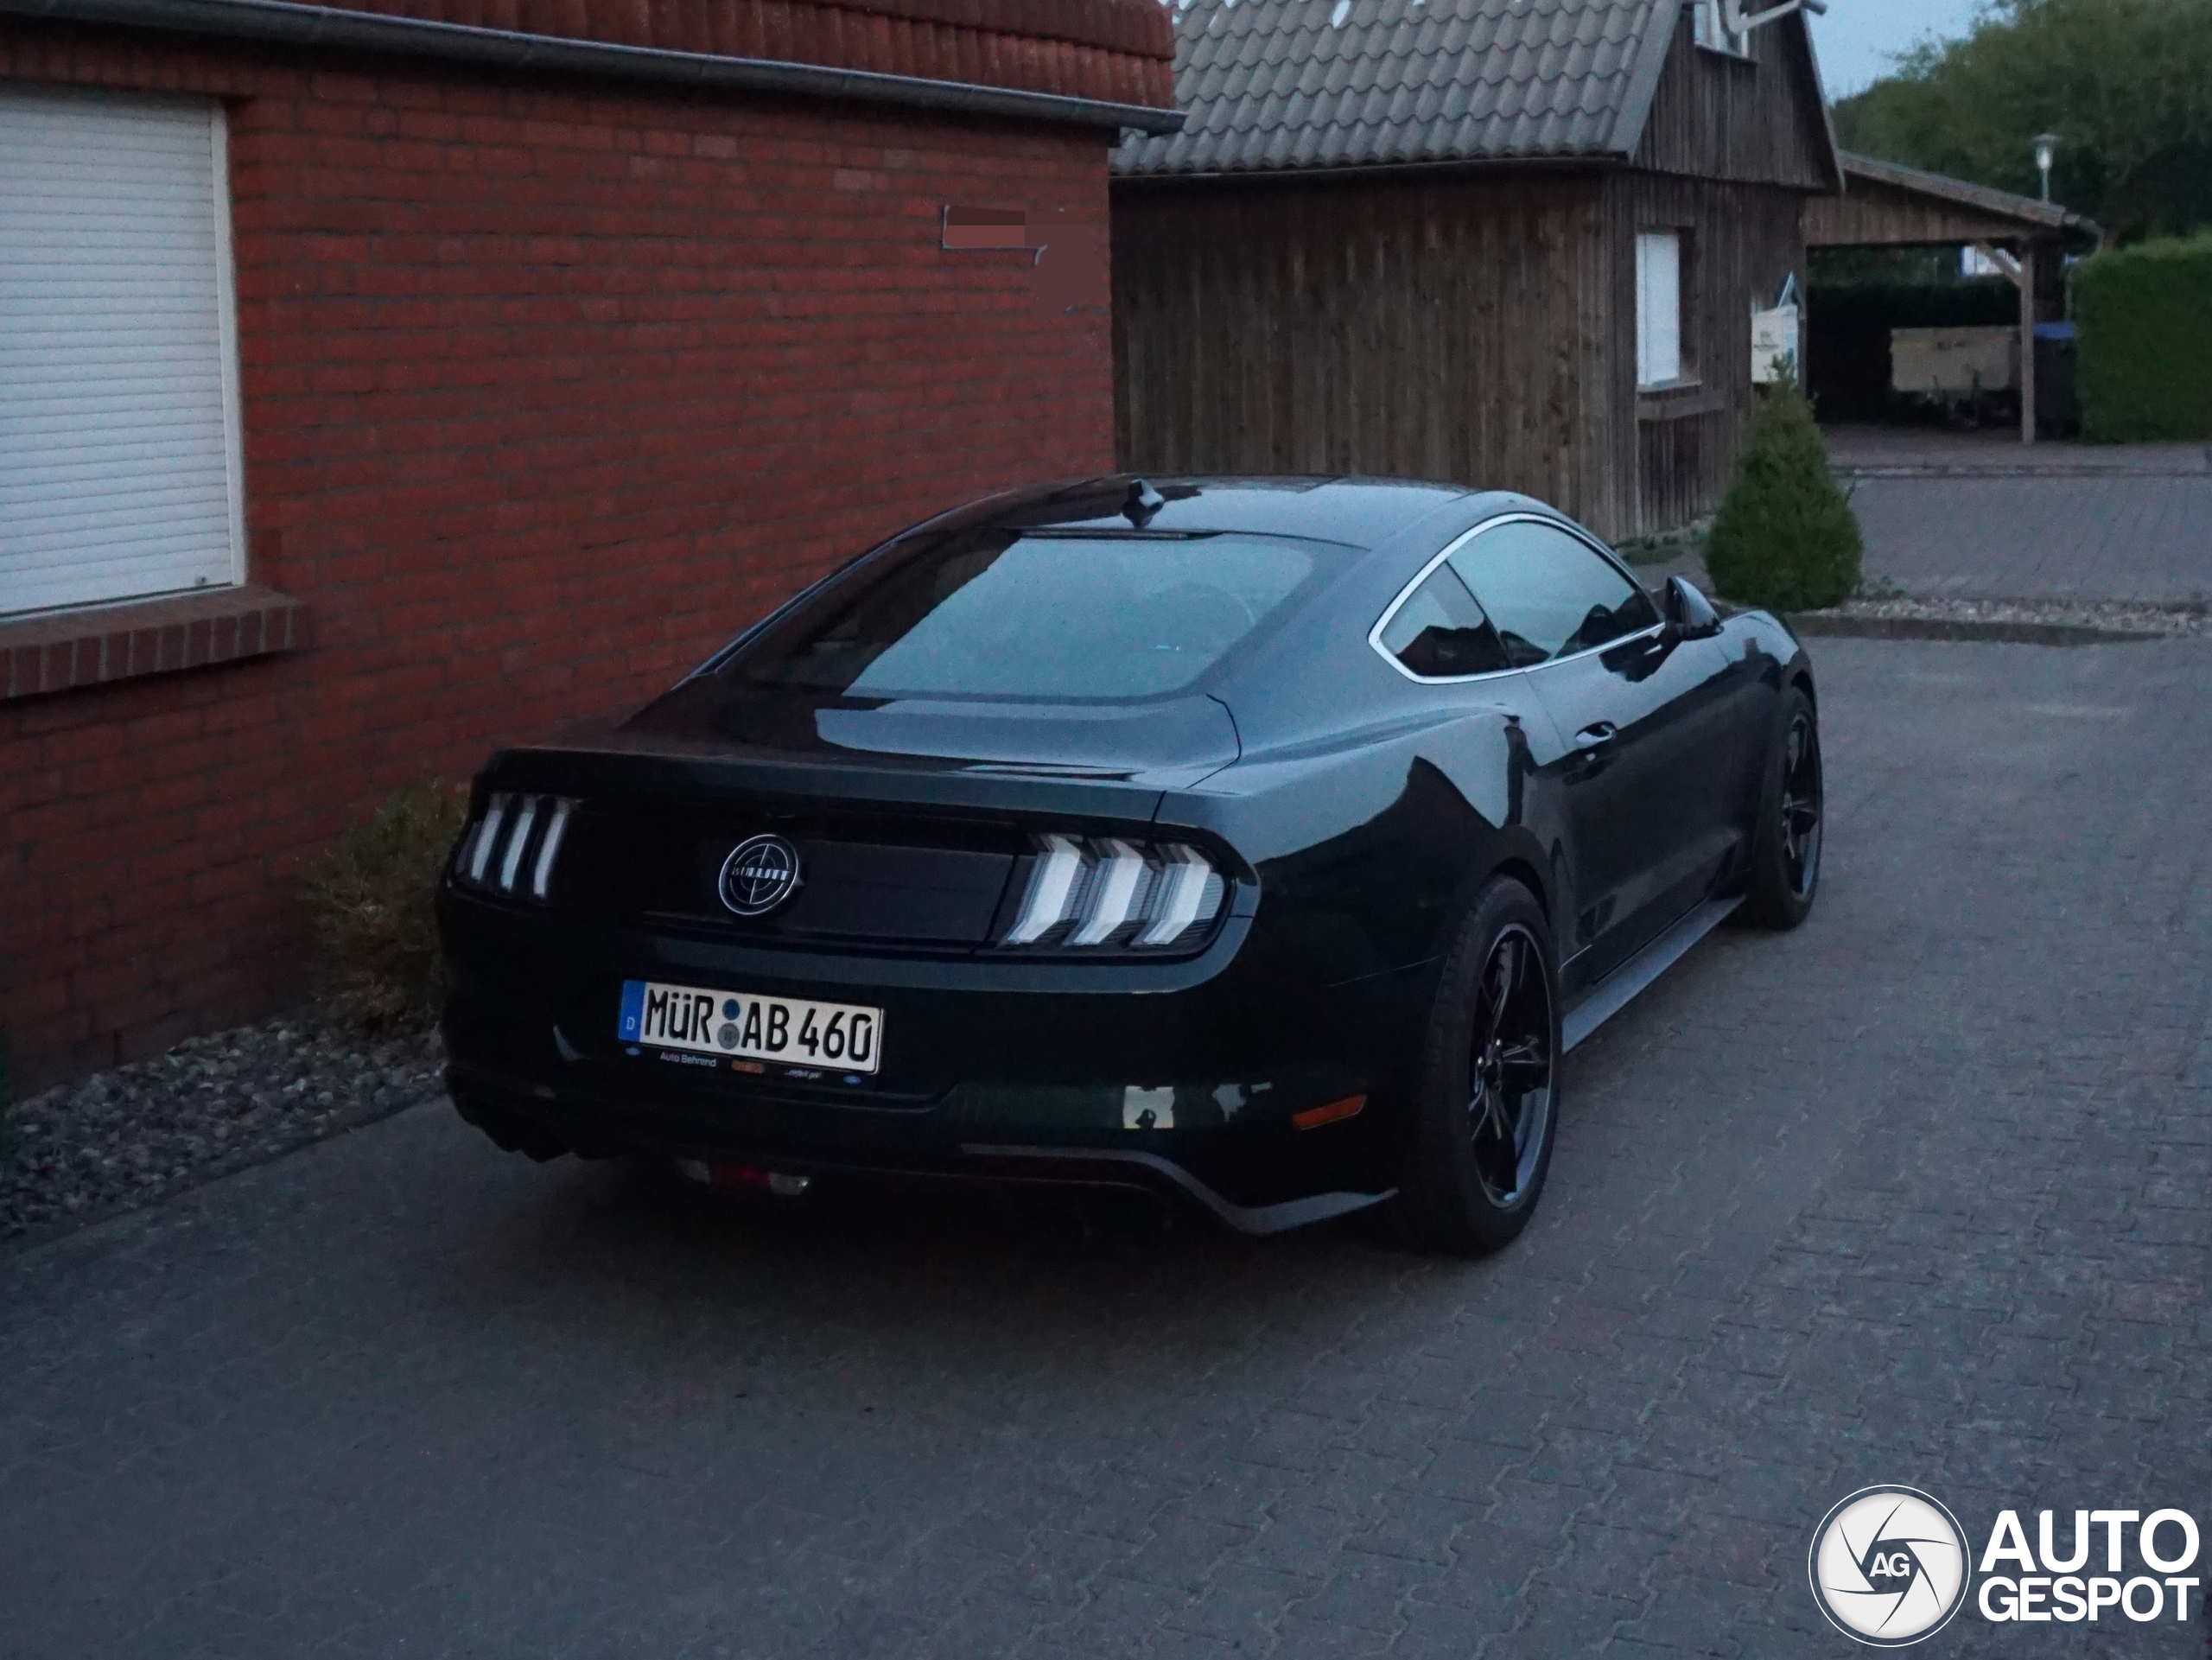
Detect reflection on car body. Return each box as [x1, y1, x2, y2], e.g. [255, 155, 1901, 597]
[438, 475, 1822, 1254]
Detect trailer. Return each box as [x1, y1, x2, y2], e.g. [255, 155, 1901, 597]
[1890, 325, 2020, 426]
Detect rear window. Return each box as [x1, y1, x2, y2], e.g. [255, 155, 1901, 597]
[1378, 562, 1510, 678]
[729, 531, 1325, 700]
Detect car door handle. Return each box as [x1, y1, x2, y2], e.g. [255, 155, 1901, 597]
[1573, 722, 1618, 751]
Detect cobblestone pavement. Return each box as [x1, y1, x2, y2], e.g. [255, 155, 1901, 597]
[1847, 474, 2212, 603]
[3, 638, 2208, 1659]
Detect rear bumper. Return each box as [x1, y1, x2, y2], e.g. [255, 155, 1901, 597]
[438, 887, 1433, 1227]
[447, 1065, 1391, 1235]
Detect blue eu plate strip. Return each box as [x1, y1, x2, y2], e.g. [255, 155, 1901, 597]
[618, 979, 645, 1041]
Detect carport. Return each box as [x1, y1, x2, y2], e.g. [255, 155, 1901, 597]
[1804, 151, 2102, 442]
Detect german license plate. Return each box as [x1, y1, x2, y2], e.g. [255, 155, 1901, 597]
[618, 979, 883, 1074]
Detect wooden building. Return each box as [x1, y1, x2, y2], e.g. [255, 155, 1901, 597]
[1111, 0, 1842, 539]
[1805, 152, 2102, 442]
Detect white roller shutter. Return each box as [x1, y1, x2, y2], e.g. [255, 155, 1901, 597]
[1, 84, 245, 619]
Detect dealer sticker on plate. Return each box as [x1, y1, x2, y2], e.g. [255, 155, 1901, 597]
[619, 978, 883, 1074]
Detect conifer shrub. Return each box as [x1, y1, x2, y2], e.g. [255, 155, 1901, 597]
[1704, 369, 1864, 613]
[296, 778, 471, 1030]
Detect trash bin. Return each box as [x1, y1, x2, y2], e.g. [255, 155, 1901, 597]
[2034, 321, 2078, 438]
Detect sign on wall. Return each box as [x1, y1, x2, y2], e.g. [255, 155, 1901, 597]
[1752, 302, 1800, 385]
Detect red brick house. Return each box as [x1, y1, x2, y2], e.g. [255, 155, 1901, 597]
[0, 0, 1181, 1090]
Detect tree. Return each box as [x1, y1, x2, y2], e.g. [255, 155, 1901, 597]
[1705, 371, 1864, 614]
[1834, 0, 2212, 244]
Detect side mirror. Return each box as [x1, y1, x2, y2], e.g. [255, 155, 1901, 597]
[1662, 575, 1723, 640]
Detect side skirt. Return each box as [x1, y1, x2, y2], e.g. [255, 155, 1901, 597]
[1560, 894, 1742, 1053]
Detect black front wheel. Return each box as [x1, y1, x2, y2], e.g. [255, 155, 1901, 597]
[1390, 877, 1561, 1256]
[1739, 684, 1823, 930]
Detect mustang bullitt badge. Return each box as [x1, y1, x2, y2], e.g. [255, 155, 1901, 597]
[718, 833, 802, 916]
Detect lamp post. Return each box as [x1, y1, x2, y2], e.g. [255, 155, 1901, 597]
[2022, 133, 2061, 446]
[2033, 133, 2060, 202]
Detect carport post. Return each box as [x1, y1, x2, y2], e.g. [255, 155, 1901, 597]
[2019, 241, 2037, 444]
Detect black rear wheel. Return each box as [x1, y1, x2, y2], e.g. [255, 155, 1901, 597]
[1390, 877, 1561, 1256]
[1740, 685, 1822, 930]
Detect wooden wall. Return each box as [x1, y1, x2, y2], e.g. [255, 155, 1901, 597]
[1803, 176, 2049, 249]
[1632, 14, 1837, 192]
[1616, 173, 1808, 534]
[1112, 165, 1808, 540]
[1111, 169, 1637, 537]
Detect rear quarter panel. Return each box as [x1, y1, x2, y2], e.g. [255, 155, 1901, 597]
[1154, 698, 1556, 996]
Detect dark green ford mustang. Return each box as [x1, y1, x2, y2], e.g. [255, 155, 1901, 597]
[437, 474, 1821, 1253]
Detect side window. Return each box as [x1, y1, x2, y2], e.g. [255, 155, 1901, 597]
[1636, 231, 1683, 388]
[1378, 562, 1510, 679]
[1448, 521, 1660, 666]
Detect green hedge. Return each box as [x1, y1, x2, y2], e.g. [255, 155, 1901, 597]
[2075, 233, 2212, 442]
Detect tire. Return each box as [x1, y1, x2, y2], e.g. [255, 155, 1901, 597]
[1389, 876, 1562, 1256]
[1738, 684, 1823, 931]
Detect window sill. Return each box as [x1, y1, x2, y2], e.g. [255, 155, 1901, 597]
[1637, 380, 1725, 422]
[1, 585, 306, 702]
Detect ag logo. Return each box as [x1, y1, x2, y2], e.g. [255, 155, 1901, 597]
[1809, 1485, 1971, 1646]
[718, 834, 803, 917]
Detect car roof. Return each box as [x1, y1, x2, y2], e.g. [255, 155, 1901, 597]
[949, 474, 1478, 550]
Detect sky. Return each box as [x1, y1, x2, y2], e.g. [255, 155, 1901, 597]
[1807, 0, 1989, 97]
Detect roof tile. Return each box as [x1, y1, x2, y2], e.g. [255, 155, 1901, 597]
[1116, 0, 1663, 175]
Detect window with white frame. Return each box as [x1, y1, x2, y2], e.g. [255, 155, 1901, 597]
[1636, 231, 1684, 388]
[0, 84, 245, 620]
[1693, 0, 1749, 55]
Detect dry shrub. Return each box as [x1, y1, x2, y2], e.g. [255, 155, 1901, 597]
[297, 777, 471, 1030]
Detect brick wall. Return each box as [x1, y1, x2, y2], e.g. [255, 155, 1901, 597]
[0, 21, 1122, 1091]
[315, 0, 1179, 106]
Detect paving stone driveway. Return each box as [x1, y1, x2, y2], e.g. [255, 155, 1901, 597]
[1822, 430, 2212, 603]
[1840, 471, 2202, 606]
[1849, 475, 2212, 601]
[4, 638, 2209, 1660]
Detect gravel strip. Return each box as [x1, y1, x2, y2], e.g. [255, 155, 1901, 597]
[1, 1014, 444, 1245]
[1801, 595, 2212, 637]
[1835, 461, 2212, 479]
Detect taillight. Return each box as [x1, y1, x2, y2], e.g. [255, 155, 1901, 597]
[1001, 834, 1228, 951]
[453, 793, 576, 900]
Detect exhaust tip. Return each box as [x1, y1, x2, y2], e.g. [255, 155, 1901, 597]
[676, 1161, 814, 1198]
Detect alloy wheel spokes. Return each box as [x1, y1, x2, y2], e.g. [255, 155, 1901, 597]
[1497, 1035, 1548, 1078]
[1780, 713, 1822, 893]
[1478, 1078, 1514, 1146]
[1466, 925, 1554, 1206]
[1782, 792, 1817, 857]
[1480, 936, 1521, 1046]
